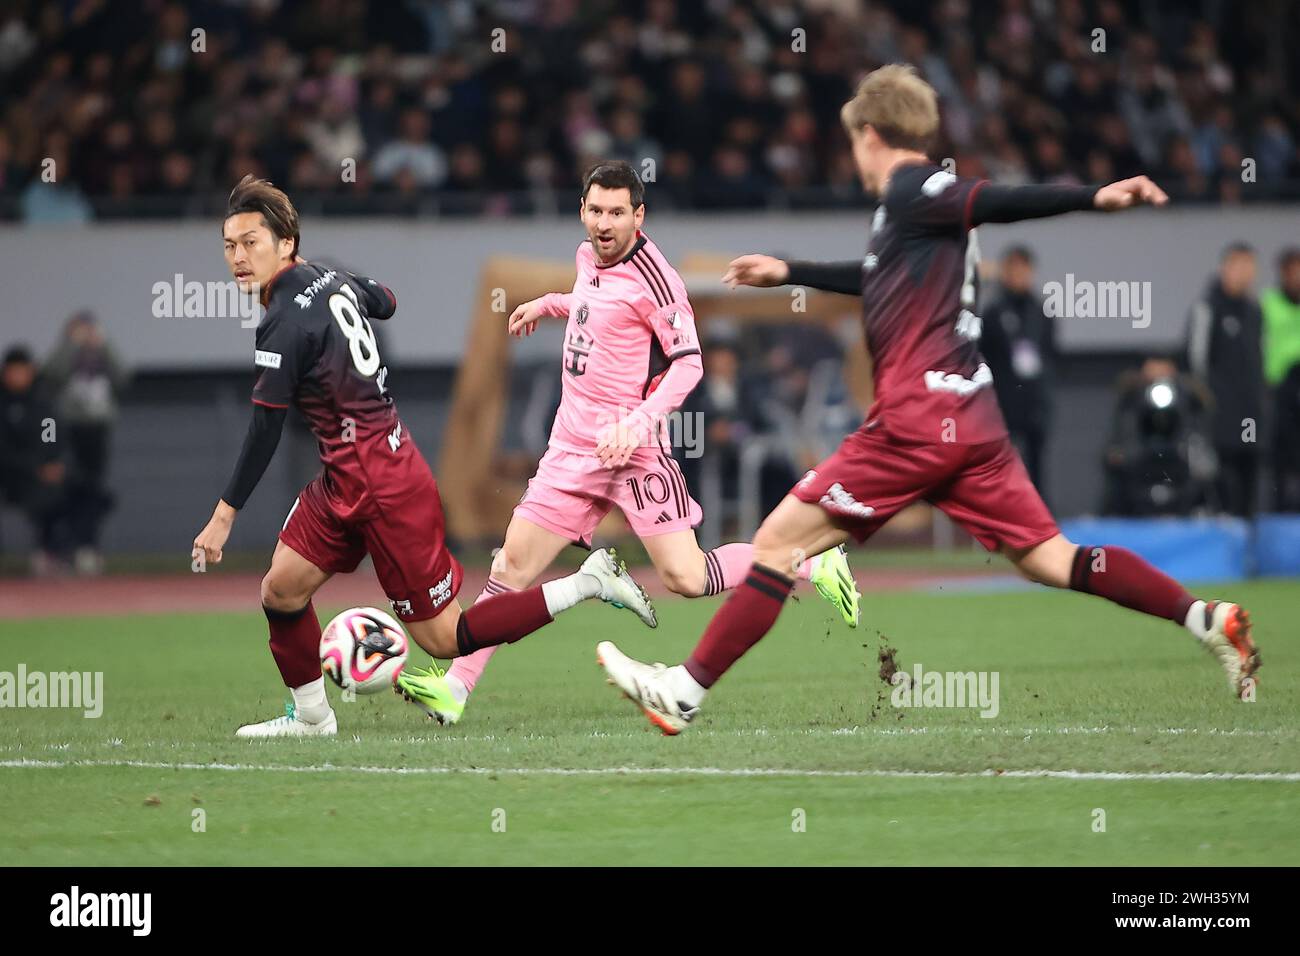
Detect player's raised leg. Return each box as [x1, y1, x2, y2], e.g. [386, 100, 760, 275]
[933, 436, 1261, 699]
[396, 547, 656, 723]
[617, 447, 860, 625]
[599, 495, 850, 734]
[1006, 534, 1260, 698]
[640, 529, 859, 627]
[235, 541, 337, 738]
[443, 514, 574, 704]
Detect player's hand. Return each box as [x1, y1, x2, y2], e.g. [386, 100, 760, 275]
[508, 298, 547, 337]
[193, 501, 236, 566]
[722, 254, 790, 289]
[1093, 176, 1168, 211]
[595, 418, 645, 469]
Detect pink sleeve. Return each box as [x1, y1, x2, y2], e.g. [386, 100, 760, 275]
[642, 298, 699, 360]
[622, 352, 704, 444]
[536, 292, 573, 318]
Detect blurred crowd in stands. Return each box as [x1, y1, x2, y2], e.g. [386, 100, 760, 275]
[2, 0, 1298, 221]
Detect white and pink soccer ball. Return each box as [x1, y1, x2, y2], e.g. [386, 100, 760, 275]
[320, 607, 409, 695]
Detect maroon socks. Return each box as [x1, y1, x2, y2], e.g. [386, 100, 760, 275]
[1069, 545, 1196, 624]
[685, 564, 793, 688]
[264, 601, 324, 688]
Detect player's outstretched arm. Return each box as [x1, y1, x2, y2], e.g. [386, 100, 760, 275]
[508, 292, 572, 337]
[970, 175, 1168, 226]
[192, 403, 287, 565]
[1091, 175, 1169, 210]
[724, 254, 862, 296]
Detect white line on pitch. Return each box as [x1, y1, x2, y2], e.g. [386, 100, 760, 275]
[1, 759, 1297, 782]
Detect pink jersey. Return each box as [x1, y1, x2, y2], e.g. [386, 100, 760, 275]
[537, 231, 700, 452]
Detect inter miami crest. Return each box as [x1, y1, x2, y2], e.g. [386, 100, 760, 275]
[575, 302, 589, 326]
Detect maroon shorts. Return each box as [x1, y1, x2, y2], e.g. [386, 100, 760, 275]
[279, 473, 463, 623]
[791, 424, 1058, 552]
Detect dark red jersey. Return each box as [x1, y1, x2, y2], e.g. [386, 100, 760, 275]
[859, 162, 1007, 445]
[252, 262, 423, 514]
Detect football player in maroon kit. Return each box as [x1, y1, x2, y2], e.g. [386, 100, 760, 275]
[597, 65, 1260, 734]
[192, 176, 655, 737]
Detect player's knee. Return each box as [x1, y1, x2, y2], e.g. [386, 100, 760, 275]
[1010, 536, 1074, 589]
[489, 547, 532, 589]
[659, 563, 703, 597]
[260, 572, 308, 612]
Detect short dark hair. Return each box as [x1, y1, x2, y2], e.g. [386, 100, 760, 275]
[1277, 246, 1300, 271]
[2, 345, 34, 367]
[1222, 241, 1255, 260]
[225, 174, 300, 257]
[581, 160, 644, 209]
[1002, 244, 1035, 266]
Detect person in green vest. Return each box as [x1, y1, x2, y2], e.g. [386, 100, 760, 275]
[1262, 247, 1300, 511]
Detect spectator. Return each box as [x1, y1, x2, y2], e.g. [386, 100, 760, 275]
[371, 109, 446, 190]
[0, 346, 65, 575]
[42, 312, 127, 575]
[1262, 247, 1300, 510]
[1185, 243, 1266, 516]
[0, 2, 1297, 212]
[980, 245, 1055, 493]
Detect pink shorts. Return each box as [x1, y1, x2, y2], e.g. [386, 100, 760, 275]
[514, 445, 703, 546]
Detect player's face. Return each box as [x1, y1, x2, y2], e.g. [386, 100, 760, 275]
[1220, 251, 1256, 295]
[1283, 261, 1300, 298]
[581, 185, 644, 263]
[223, 212, 293, 293]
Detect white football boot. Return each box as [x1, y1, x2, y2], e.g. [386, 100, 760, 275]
[235, 703, 338, 738]
[597, 640, 698, 735]
[1198, 601, 1260, 699]
[582, 548, 658, 628]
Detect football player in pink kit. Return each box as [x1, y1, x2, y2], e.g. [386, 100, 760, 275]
[440, 161, 860, 719]
[597, 65, 1261, 734]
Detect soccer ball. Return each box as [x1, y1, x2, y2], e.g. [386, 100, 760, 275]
[320, 607, 409, 695]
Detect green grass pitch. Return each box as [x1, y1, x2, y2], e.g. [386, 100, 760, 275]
[2, 579, 1297, 865]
